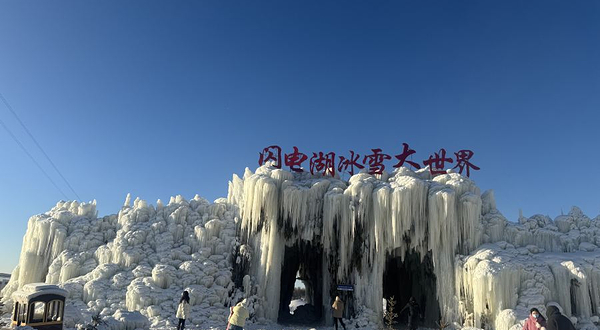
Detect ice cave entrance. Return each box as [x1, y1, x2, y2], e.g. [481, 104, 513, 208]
[278, 241, 324, 325]
[383, 249, 440, 328]
[289, 275, 307, 314]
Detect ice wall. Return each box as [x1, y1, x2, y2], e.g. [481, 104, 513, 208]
[4, 164, 600, 330]
[229, 165, 600, 330]
[1, 195, 239, 330]
[2, 200, 102, 295]
[227, 165, 483, 323]
[456, 193, 600, 330]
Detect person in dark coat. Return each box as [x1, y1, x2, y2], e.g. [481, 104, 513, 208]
[399, 297, 422, 330]
[522, 307, 547, 330]
[545, 305, 576, 330]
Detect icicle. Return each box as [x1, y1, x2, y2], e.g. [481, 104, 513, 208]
[124, 193, 132, 207]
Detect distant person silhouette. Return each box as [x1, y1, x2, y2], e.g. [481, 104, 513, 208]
[399, 297, 422, 330]
[332, 296, 347, 330]
[176, 291, 190, 330]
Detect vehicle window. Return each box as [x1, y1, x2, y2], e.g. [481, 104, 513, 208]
[47, 301, 55, 321]
[47, 300, 63, 321]
[19, 303, 27, 324]
[31, 301, 45, 323]
[12, 302, 18, 321]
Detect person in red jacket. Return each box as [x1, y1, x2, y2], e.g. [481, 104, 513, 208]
[522, 308, 547, 330]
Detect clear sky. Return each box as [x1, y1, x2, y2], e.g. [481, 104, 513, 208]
[0, 0, 599, 273]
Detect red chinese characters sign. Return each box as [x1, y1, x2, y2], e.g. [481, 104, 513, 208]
[258, 144, 480, 177]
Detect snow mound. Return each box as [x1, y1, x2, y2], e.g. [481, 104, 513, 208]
[2, 195, 238, 329]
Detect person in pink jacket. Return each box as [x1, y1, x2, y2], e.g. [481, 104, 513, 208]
[523, 308, 547, 330]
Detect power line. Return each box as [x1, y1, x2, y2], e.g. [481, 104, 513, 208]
[0, 115, 69, 200]
[0, 92, 81, 200]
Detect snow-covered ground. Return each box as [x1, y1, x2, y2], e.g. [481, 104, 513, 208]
[1, 165, 600, 330]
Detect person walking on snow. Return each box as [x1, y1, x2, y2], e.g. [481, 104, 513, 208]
[228, 298, 250, 330]
[176, 291, 190, 330]
[522, 308, 547, 330]
[545, 305, 576, 330]
[332, 296, 347, 330]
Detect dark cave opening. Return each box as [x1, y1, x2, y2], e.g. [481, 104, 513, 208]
[383, 249, 440, 328]
[278, 241, 324, 325]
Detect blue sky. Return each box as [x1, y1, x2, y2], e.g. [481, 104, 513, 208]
[0, 1, 599, 273]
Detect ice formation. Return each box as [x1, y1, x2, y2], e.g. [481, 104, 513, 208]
[458, 198, 600, 330]
[227, 166, 483, 326]
[2, 195, 238, 329]
[2, 164, 600, 330]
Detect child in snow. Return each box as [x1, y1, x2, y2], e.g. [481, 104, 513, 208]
[332, 296, 347, 330]
[522, 308, 547, 330]
[228, 298, 250, 330]
[176, 291, 190, 330]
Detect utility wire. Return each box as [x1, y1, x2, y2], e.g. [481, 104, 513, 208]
[0, 92, 81, 200]
[0, 115, 69, 200]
